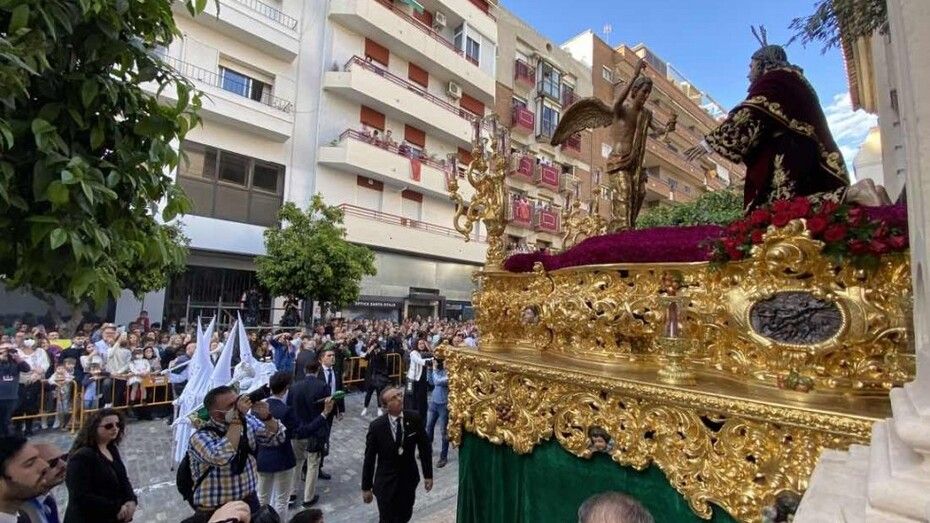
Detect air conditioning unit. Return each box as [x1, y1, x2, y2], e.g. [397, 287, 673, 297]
[446, 81, 462, 99]
[433, 11, 447, 30]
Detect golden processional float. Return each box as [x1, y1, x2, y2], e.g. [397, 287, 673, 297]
[441, 116, 912, 523]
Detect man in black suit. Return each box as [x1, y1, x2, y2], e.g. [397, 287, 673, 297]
[315, 347, 344, 480]
[362, 386, 433, 523]
[288, 360, 332, 507]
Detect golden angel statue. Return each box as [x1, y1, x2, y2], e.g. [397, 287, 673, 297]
[551, 59, 674, 231]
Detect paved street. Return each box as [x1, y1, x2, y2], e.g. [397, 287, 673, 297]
[32, 392, 459, 522]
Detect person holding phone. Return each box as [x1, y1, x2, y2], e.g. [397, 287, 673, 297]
[0, 344, 29, 437]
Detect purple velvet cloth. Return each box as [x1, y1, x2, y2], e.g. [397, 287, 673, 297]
[864, 202, 908, 230]
[502, 203, 909, 273]
[503, 225, 725, 273]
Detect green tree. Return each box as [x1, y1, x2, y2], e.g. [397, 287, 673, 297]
[636, 189, 743, 229]
[256, 196, 377, 323]
[0, 0, 207, 332]
[789, 0, 888, 53]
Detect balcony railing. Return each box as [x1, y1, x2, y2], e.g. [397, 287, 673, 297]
[511, 106, 535, 133]
[228, 0, 298, 29]
[335, 129, 453, 174]
[511, 155, 535, 183]
[507, 198, 534, 227]
[161, 55, 293, 113]
[373, 0, 478, 68]
[533, 209, 560, 233]
[343, 56, 480, 123]
[563, 133, 581, 152]
[338, 203, 486, 242]
[514, 59, 535, 88]
[535, 164, 561, 191]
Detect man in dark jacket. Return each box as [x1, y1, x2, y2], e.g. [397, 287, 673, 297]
[288, 360, 333, 507]
[362, 386, 433, 523]
[0, 344, 30, 437]
[256, 372, 298, 517]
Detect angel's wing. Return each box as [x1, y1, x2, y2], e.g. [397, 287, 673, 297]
[550, 98, 614, 146]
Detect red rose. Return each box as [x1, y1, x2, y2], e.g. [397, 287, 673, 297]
[749, 209, 770, 227]
[819, 201, 839, 216]
[888, 235, 908, 250]
[727, 220, 749, 236]
[750, 229, 765, 244]
[806, 215, 829, 235]
[823, 224, 847, 242]
[849, 240, 869, 255]
[772, 212, 792, 227]
[725, 245, 744, 260]
[788, 197, 811, 218]
[772, 199, 792, 215]
[869, 239, 890, 255]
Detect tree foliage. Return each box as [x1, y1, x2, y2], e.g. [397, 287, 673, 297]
[0, 0, 206, 324]
[636, 189, 743, 229]
[256, 195, 377, 312]
[789, 0, 888, 53]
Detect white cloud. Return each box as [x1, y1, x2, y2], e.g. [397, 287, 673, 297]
[823, 92, 878, 173]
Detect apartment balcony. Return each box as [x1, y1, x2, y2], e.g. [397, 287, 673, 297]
[172, 0, 299, 61]
[563, 133, 582, 153]
[535, 164, 561, 192]
[325, 57, 477, 146]
[319, 129, 474, 202]
[434, 0, 497, 40]
[537, 121, 556, 144]
[514, 59, 535, 90]
[151, 56, 294, 141]
[533, 209, 561, 234]
[511, 106, 535, 134]
[330, 0, 495, 102]
[646, 137, 705, 183]
[506, 198, 534, 228]
[510, 155, 535, 184]
[645, 174, 672, 201]
[338, 204, 487, 264]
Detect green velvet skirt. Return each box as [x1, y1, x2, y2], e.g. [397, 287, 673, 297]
[456, 432, 738, 523]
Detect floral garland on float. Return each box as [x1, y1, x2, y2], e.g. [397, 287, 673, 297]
[710, 196, 909, 268]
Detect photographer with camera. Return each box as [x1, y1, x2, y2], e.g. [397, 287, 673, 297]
[360, 336, 390, 417]
[186, 385, 285, 518]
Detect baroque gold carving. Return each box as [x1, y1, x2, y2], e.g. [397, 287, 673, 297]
[476, 220, 913, 392]
[443, 348, 870, 522]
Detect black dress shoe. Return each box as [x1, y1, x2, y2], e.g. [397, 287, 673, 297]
[318, 470, 332, 480]
[301, 495, 320, 507]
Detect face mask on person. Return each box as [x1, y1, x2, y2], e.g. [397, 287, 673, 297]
[23, 339, 35, 348]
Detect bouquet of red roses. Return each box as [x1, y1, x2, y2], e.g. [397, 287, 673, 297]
[711, 196, 908, 268]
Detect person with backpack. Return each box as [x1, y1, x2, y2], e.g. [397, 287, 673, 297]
[182, 385, 285, 518]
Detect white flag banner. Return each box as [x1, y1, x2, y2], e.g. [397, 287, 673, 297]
[232, 313, 275, 393]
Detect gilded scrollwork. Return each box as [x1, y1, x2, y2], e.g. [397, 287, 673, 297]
[444, 348, 867, 522]
[477, 221, 913, 392]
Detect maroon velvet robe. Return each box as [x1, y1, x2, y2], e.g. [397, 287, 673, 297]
[705, 67, 849, 210]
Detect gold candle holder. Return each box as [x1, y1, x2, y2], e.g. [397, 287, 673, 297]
[656, 294, 695, 386]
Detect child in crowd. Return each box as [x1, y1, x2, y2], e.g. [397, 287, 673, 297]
[50, 358, 75, 430]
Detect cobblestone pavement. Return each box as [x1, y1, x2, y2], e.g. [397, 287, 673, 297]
[32, 392, 459, 522]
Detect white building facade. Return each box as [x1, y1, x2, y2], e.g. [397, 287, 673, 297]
[116, 0, 499, 325]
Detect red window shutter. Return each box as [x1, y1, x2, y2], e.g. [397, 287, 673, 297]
[408, 63, 429, 88]
[468, 0, 490, 13]
[404, 125, 426, 148]
[364, 38, 389, 67]
[356, 175, 384, 191]
[458, 147, 473, 165]
[401, 189, 423, 202]
[360, 105, 385, 131]
[459, 93, 485, 117]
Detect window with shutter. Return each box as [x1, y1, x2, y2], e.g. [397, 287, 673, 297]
[404, 125, 426, 148]
[360, 106, 386, 130]
[364, 38, 389, 67]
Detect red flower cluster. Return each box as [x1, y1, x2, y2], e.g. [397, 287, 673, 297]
[712, 196, 909, 267]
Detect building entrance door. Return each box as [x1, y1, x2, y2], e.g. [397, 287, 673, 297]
[406, 303, 436, 320]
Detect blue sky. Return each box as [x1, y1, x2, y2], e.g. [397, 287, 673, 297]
[503, 0, 877, 173]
